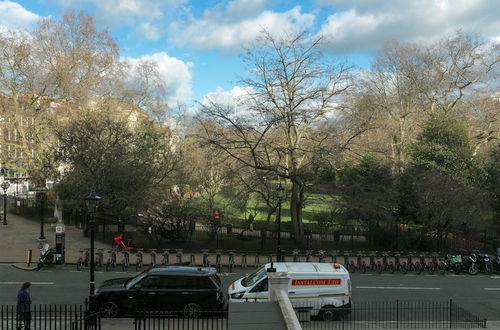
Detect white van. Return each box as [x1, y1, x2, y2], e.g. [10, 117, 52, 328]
[228, 262, 351, 320]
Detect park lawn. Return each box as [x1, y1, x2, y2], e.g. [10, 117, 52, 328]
[214, 191, 336, 224]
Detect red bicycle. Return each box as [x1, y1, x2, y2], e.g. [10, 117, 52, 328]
[113, 234, 136, 251]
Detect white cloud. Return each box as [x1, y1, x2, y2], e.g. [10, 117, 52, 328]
[171, 2, 315, 50]
[123, 52, 193, 106]
[55, 0, 186, 39]
[0, 1, 41, 30]
[317, 0, 500, 52]
[187, 86, 253, 117]
[134, 22, 161, 40]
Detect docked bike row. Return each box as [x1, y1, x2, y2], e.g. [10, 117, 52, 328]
[71, 247, 500, 276]
[339, 249, 500, 275]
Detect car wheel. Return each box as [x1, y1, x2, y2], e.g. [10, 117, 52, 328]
[183, 303, 201, 319]
[100, 301, 120, 318]
[319, 305, 339, 321]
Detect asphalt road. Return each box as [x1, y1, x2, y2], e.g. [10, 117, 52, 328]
[0, 264, 499, 321]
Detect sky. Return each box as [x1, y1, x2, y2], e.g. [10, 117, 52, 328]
[1, 0, 499, 108]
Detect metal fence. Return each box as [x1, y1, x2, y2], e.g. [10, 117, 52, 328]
[0, 304, 101, 330]
[295, 300, 487, 329]
[134, 310, 228, 330]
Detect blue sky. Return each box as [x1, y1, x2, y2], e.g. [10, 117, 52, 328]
[1, 0, 499, 107]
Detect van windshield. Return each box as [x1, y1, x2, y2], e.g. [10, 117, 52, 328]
[242, 266, 267, 287]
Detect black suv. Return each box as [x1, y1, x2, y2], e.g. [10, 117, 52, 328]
[95, 266, 224, 318]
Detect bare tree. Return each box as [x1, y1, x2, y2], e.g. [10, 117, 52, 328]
[198, 31, 353, 243]
[357, 32, 499, 172]
[0, 11, 121, 182]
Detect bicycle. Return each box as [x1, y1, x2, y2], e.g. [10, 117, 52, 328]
[105, 249, 117, 272]
[343, 251, 355, 273]
[121, 250, 130, 272]
[95, 248, 104, 270]
[318, 250, 326, 263]
[135, 249, 144, 271]
[77, 249, 90, 271]
[381, 252, 395, 274]
[355, 251, 367, 273]
[394, 252, 406, 273]
[368, 251, 377, 272]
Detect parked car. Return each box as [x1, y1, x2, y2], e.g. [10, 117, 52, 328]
[96, 266, 225, 318]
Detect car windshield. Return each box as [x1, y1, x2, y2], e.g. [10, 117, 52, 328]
[125, 270, 149, 289]
[242, 266, 267, 287]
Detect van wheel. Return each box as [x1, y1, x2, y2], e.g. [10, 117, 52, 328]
[183, 303, 201, 319]
[100, 301, 120, 318]
[319, 305, 339, 321]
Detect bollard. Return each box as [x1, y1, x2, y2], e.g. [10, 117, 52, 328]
[241, 253, 247, 268]
[26, 249, 32, 267]
[176, 249, 183, 265]
[202, 249, 210, 267]
[293, 249, 300, 262]
[190, 254, 196, 266]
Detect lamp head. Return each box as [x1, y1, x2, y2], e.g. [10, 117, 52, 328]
[84, 189, 102, 214]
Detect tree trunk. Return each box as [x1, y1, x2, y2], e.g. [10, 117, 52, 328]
[290, 179, 305, 243]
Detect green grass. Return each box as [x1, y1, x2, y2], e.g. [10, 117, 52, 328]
[211, 191, 336, 224]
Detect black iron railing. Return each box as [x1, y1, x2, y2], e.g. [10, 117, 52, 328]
[134, 310, 228, 330]
[0, 304, 100, 330]
[295, 300, 487, 329]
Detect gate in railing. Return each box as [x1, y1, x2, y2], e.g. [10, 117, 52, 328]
[134, 310, 228, 330]
[0, 304, 101, 330]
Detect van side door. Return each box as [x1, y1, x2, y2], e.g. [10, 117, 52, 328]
[289, 274, 319, 306]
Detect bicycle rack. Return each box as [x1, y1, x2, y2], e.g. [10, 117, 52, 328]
[150, 250, 156, 267]
[161, 250, 169, 265]
[241, 253, 247, 268]
[176, 249, 183, 264]
[330, 251, 338, 263]
[254, 255, 260, 267]
[215, 249, 222, 272]
[202, 249, 210, 267]
[305, 250, 312, 263]
[228, 250, 235, 272]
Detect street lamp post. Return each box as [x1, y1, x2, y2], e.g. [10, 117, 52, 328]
[276, 182, 285, 262]
[1, 181, 10, 226]
[84, 189, 101, 298]
[36, 186, 48, 240]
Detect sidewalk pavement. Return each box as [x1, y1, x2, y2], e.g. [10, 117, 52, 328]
[0, 212, 274, 267]
[0, 212, 111, 264]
